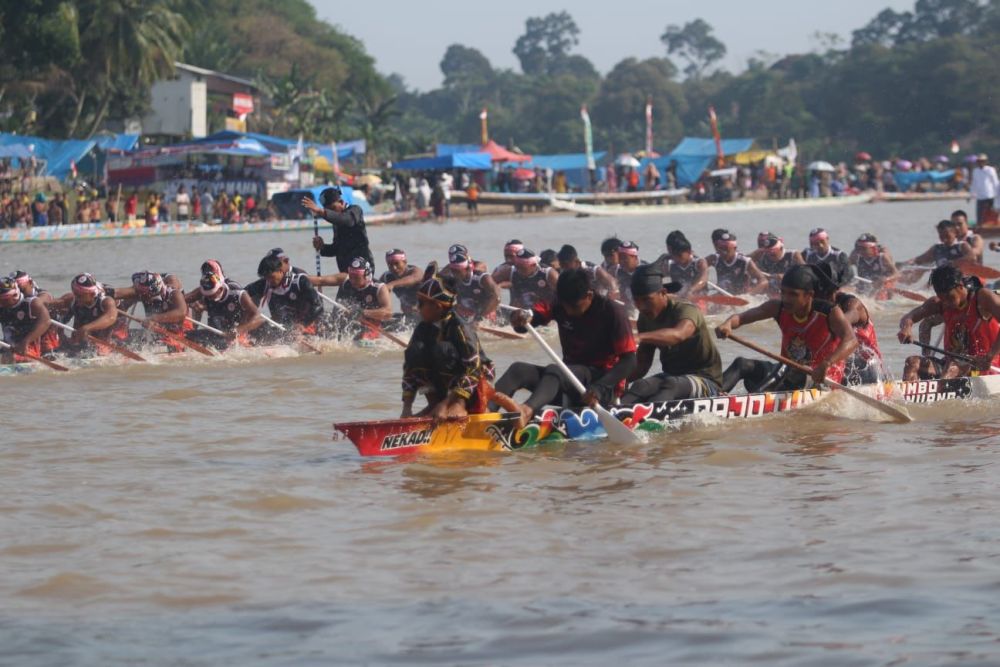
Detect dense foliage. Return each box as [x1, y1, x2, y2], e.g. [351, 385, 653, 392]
[3, 0, 1000, 164]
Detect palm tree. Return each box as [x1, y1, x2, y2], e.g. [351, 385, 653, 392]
[76, 0, 189, 137]
[349, 88, 400, 168]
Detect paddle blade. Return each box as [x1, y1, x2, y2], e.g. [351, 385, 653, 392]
[891, 287, 927, 302]
[831, 380, 912, 423]
[897, 268, 930, 284]
[594, 404, 640, 445]
[701, 294, 749, 307]
[955, 259, 1000, 280]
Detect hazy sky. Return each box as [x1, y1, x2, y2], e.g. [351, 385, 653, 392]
[314, 0, 915, 91]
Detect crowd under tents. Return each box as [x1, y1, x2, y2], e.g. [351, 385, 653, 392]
[510, 152, 608, 190]
[0, 132, 140, 180]
[391, 152, 493, 171]
[641, 137, 755, 188]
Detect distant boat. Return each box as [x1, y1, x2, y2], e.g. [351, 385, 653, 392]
[547, 192, 874, 217]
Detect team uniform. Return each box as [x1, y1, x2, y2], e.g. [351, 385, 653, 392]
[0, 295, 41, 357]
[941, 284, 1000, 374]
[803, 247, 851, 278]
[509, 266, 557, 309]
[454, 270, 496, 321]
[706, 253, 754, 294]
[836, 292, 884, 384]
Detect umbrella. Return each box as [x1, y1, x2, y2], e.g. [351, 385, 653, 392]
[965, 154, 980, 163]
[808, 161, 835, 172]
[616, 155, 641, 168]
[896, 159, 913, 171]
[854, 151, 872, 162]
[511, 168, 536, 180]
[933, 155, 950, 164]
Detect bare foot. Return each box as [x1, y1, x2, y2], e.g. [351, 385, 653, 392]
[516, 403, 534, 430]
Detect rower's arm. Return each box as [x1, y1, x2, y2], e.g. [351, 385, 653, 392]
[107, 285, 137, 301]
[823, 306, 859, 371]
[746, 259, 770, 294]
[790, 250, 805, 265]
[363, 285, 393, 322]
[595, 266, 620, 299]
[629, 343, 656, 382]
[491, 264, 512, 288]
[715, 299, 781, 338]
[590, 351, 637, 402]
[637, 319, 696, 348]
[79, 297, 118, 334]
[148, 291, 188, 325]
[309, 273, 347, 287]
[910, 246, 935, 266]
[236, 292, 264, 335]
[386, 267, 422, 292]
[47, 292, 74, 315]
[957, 241, 975, 262]
[968, 233, 985, 261]
[880, 250, 900, 281]
[897, 297, 942, 342]
[183, 288, 201, 305]
[977, 289, 1000, 361]
[480, 274, 501, 318]
[689, 258, 710, 295]
[21, 299, 52, 351]
[546, 268, 560, 293]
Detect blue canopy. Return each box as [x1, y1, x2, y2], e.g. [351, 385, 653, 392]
[94, 134, 140, 152]
[522, 152, 607, 171]
[0, 133, 99, 179]
[193, 131, 363, 159]
[641, 136, 755, 187]
[270, 185, 373, 218]
[392, 152, 493, 170]
[0, 145, 34, 160]
[893, 169, 956, 192]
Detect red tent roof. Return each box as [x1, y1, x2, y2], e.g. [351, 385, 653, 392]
[481, 140, 531, 163]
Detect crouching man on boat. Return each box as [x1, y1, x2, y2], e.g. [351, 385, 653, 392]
[0, 276, 52, 360]
[401, 269, 499, 421]
[620, 265, 723, 405]
[715, 265, 857, 391]
[897, 266, 1000, 379]
[187, 272, 265, 350]
[495, 268, 637, 428]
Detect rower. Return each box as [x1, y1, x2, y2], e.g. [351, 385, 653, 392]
[813, 263, 885, 385]
[905, 219, 973, 268]
[0, 275, 52, 360]
[11, 270, 60, 354]
[659, 233, 710, 298]
[59, 273, 120, 355]
[255, 253, 325, 335]
[716, 264, 858, 391]
[540, 249, 558, 269]
[445, 248, 501, 322]
[495, 268, 637, 428]
[555, 244, 618, 299]
[447, 243, 488, 274]
[509, 248, 558, 310]
[599, 237, 623, 275]
[333, 258, 393, 332]
[611, 241, 642, 312]
[245, 248, 346, 307]
[620, 265, 723, 405]
[753, 232, 803, 294]
[110, 272, 191, 349]
[379, 248, 422, 324]
[490, 239, 524, 288]
[849, 233, 899, 294]
[304, 186, 374, 272]
[897, 266, 1000, 379]
[803, 228, 853, 280]
[951, 210, 984, 264]
[705, 231, 768, 295]
[183, 258, 243, 309]
[400, 269, 497, 420]
[188, 272, 264, 350]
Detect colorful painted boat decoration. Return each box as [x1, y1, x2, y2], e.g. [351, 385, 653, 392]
[0, 211, 414, 244]
[335, 376, 1000, 457]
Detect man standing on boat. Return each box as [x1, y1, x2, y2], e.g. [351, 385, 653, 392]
[495, 268, 636, 428]
[715, 265, 858, 391]
[401, 270, 497, 420]
[897, 266, 1000, 379]
[303, 187, 374, 273]
[970, 154, 999, 226]
[620, 266, 723, 405]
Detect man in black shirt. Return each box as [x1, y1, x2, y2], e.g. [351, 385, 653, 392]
[302, 187, 374, 272]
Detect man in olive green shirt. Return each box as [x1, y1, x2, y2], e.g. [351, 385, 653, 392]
[621, 265, 723, 405]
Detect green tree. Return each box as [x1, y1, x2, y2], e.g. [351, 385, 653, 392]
[592, 58, 687, 152]
[661, 19, 727, 80]
[440, 44, 494, 89]
[513, 11, 581, 76]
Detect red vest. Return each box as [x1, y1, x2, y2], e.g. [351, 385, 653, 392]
[942, 288, 1000, 374]
[776, 300, 844, 382]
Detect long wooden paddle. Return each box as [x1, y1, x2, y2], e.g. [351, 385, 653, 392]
[48, 320, 147, 362]
[700, 293, 749, 307]
[910, 341, 1000, 373]
[726, 332, 912, 423]
[256, 312, 322, 354]
[478, 324, 526, 340]
[120, 312, 215, 357]
[523, 321, 639, 445]
[0, 339, 69, 371]
[855, 276, 926, 302]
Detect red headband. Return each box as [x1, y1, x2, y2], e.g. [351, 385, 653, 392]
[810, 230, 829, 241]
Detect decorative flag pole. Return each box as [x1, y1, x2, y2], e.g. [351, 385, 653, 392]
[480, 108, 489, 145]
[708, 106, 724, 168]
[581, 105, 596, 192]
[645, 97, 654, 156]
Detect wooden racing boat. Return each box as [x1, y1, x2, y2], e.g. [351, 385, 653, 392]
[334, 376, 1000, 457]
[547, 192, 874, 217]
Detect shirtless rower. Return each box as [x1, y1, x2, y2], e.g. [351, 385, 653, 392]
[897, 266, 1000, 380]
[716, 264, 858, 391]
[401, 270, 497, 420]
[495, 268, 637, 428]
[705, 231, 768, 296]
[0, 276, 52, 361]
[620, 265, 723, 405]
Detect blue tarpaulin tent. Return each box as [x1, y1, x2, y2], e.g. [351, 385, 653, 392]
[513, 152, 607, 189]
[392, 153, 493, 170]
[893, 169, 956, 192]
[0, 133, 99, 179]
[192, 131, 362, 160]
[641, 137, 755, 187]
[270, 185, 373, 217]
